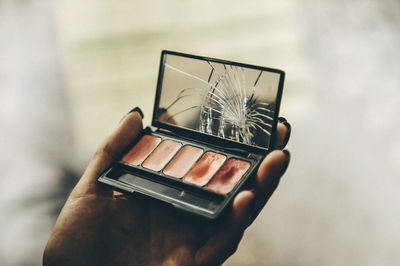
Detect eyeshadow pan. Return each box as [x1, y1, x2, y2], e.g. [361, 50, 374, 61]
[121, 135, 161, 165]
[163, 145, 203, 178]
[184, 152, 226, 186]
[142, 139, 182, 171]
[207, 158, 251, 194]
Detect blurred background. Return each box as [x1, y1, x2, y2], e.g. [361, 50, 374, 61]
[1, 0, 399, 265]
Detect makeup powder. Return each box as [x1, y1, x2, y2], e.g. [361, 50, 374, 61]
[184, 152, 226, 186]
[122, 135, 161, 165]
[142, 139, 182, 171]
[207, 158, 251, 194]
[163, 145, 203, 178]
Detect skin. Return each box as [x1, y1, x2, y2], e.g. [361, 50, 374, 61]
[43, 111, 291, 266]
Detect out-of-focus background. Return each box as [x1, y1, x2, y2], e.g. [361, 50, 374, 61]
[1, 0, 399, 265]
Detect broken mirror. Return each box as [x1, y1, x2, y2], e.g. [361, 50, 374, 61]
[155, 52, 283, 149]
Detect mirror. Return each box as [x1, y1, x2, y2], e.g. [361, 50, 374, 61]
[156, 52, 283, 149]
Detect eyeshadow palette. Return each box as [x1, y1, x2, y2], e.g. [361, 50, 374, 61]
[98, 50, 285, 219]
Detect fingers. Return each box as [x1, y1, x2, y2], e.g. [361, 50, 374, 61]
[195, 117, 292, 264]
[73, 110, 143, 196]
[273, 117, 291, 150]
[196, 150, 290, 266]
[248, 149, 290, 225]
[195, 191, 255, 266]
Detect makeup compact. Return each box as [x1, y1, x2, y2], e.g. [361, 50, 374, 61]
[98, 50, 285, 219]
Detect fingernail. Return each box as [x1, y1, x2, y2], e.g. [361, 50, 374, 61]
[128, 107, 144, 119]
[282, 121, 291, 144]
[282, 149, 291, 172]
[278, 117, 287, 123]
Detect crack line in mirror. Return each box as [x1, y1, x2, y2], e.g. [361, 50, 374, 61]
[163, 61, 274, 146]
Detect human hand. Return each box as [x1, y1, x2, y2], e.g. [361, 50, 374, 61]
[43, 109, 291, 266]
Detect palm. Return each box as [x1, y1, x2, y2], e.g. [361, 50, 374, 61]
[99, 194, 208, 266]
[55, 190, 214, 266]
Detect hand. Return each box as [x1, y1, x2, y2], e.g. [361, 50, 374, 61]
[43, 110, 291, 266]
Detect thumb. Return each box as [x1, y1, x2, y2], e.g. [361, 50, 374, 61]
[72, 109, 143, 197]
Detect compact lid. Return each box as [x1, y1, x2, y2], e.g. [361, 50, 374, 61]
[152, 50, 285, 154]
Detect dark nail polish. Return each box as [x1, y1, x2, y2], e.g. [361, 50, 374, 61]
[278, 117, 287, 123]
[282, 149, 291, 172]
[282, 121, 291, 144]
[283, 149, 290, 159]
[129, 107, 144, 119]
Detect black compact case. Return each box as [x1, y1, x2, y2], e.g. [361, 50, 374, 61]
[98, 50, 285, 219]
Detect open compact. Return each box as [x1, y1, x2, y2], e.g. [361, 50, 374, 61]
[98, 50, 285, 219]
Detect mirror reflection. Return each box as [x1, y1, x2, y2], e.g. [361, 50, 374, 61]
[157, 53, 282, 149]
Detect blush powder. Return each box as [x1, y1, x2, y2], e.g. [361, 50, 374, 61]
[142, 139, 182, 171]
[184, 152, 226, 186]
[121, 135, 161, 165]
[163, 145, 203, 178]
[207, 158, 251, 194]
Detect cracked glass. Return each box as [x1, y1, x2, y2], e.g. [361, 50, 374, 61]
[156, 53, 282, 149]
